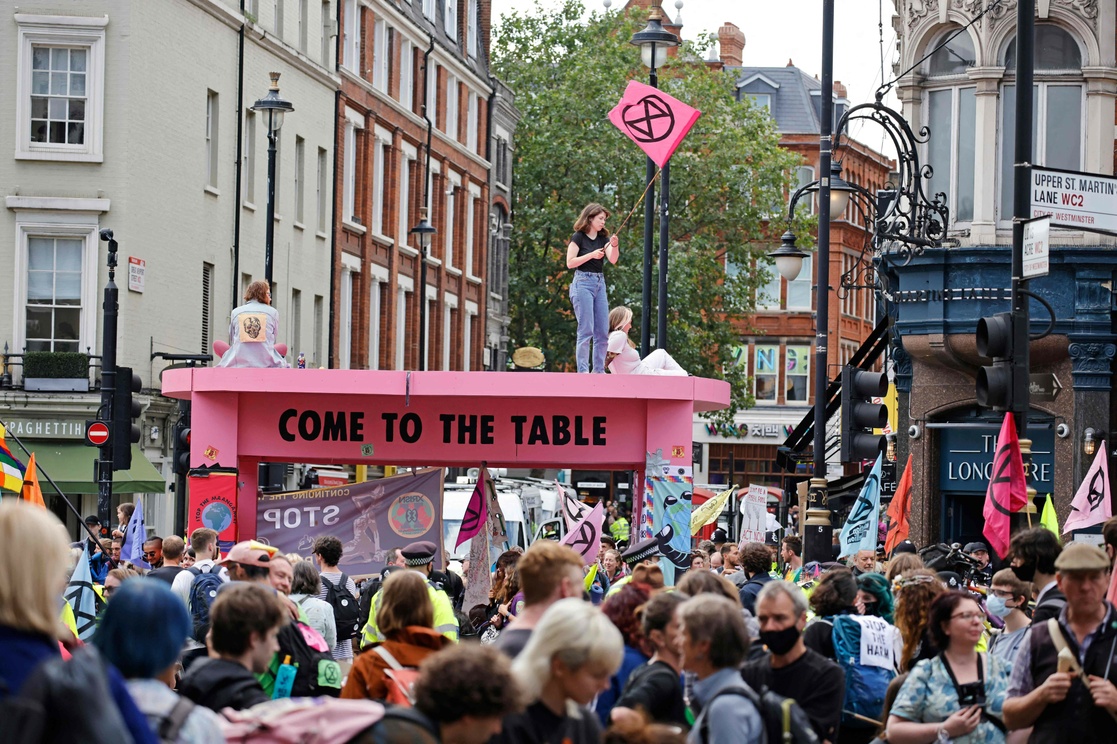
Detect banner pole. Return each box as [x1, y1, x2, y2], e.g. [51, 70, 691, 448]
[616, 168, 662, 235]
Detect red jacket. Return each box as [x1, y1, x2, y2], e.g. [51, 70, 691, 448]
[341, 626, 453, 701]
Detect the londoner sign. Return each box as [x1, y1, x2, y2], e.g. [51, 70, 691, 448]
[1030, 166, 1117, 236]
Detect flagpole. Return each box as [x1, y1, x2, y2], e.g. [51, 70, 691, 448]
[0, 416, 115, 566]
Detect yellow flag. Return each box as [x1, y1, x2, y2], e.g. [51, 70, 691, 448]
[691, 487, 734, 535]
[1040, 494, 1060, 542]
[584, 563, 598, 592]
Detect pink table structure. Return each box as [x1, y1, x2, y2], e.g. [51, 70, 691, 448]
[161, 368, 730, 541]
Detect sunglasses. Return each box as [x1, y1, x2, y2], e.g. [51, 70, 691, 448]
[143, 551, 158, 558]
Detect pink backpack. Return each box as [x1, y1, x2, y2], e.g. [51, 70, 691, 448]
[219, 698, 385, 744]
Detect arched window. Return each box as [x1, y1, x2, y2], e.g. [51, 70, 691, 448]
[923, 27, 977, 223]
[999, 25, 1084, 221]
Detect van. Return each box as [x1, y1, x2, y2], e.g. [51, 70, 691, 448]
[442, 487, 527, 560]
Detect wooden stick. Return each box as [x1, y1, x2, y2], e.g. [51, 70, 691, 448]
[615, 167, 663, 235]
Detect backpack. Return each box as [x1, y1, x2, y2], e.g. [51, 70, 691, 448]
[372, 646, 420, 707]
[156, 696, 196, 744]
[262, 621, 343, 698]
[321, 572, 361, 642]
[699, 684, 819, 744]
[187, 565, 224, 643]
[826, 615, 897, 728]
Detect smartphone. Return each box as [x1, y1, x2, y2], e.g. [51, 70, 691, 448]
[957, 681, 986, 707]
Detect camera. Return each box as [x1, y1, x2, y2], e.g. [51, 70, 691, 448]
[957, 681, 986, 707]
[908, 424, 921, 439]
[99, 228, 113, 241]
[1056, 423, 1070, 439]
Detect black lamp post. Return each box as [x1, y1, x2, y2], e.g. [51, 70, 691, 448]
[251, 72, 294, 289]
[411, 209, 437, 371]
[630, 5, 677, 355]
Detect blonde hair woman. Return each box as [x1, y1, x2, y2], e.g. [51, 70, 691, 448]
[605, 306, 687, 376]
[567, 203, 620, 373]
[493, 598, 624, 743]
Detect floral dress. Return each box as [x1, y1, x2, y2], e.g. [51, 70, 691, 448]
[890, 653, 1009, 744]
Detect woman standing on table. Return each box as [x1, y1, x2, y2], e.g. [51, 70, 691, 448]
[567, 203, 619, 373]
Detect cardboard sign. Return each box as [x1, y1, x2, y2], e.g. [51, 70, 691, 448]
[740, 484, 769, 543]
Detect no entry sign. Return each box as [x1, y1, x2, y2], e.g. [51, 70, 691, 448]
[86, 420, 110, 447]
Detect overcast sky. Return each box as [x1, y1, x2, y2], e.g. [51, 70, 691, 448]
[490, 0, 901, 151]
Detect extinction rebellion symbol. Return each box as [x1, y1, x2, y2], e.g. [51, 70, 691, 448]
[621, 94, 676, 144]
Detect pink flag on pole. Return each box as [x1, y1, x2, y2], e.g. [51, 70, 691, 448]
[1064, 441, 1112, 533]
[608, 80, 702, 168]
[982, 412, 1028, 558]
[562, 502, 605, 565]
[454, 477, 488, 550]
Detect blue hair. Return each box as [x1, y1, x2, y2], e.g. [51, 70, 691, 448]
[93, 578, 191, 678]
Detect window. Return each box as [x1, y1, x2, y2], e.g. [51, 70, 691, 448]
[298, 0, 308, 53]
[244, 110, 256, 204]
[343, 120, 357, 222]
[998, 25, 1084, 221]
[399, 39, 414, 111]
[342, 0, 359, 71]
[755, 261, 780, 308]
[396, 282, 412, 369]
[313, 294, 324, 365]
[316, 146, 328, 233]
[201, 263, 214, 355]
[747, 93, 771, 110]
[426, 61, 438, 124]
[274, 0, 284, 38]
[446, 74, 459, 138]
[785, 345, 810, 402]
[372, 132, 390, 235]
[16, 15, 107, 162]
[467, 92, 478, 151]
[464, 305, 477, 370]
[206, 90, 219, 189]
[424, 0, 435, 20]
[795, 166, 815, 215]
[465, 186, 478, 277]
[294, 135, 305, 225]
[923, 27, 976, 224]
[373, 21, 389, 92]
[495, 134, 510, 186]
[466, 0, 478, 57]
[445, 0, 457, 40]
[290, 288, 302, 361]
[369, 274, 386, 369]
[399, 151, 414, 243]
[445, 175, 458, 268]
[340, 269, 353, 369]
[321, 1, 332, 66]
[442, 299, 456, 370]
[754, 344, 778, 403]
[786, 255, 811, 309]
[273, 133, 283, 217]
[17, 223, 97, 355]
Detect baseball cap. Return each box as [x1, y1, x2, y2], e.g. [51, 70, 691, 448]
[963, 542, 989, 554]
[216, 540, 278, 567]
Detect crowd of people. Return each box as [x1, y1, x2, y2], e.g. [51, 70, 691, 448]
[4, 495, 1117, 744]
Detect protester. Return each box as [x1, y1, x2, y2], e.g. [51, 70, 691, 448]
[113, 502, 135, 540]
[743, 580, 846, 743]
[964, 542, 994, 586]
[886, 552, 924, 582]
[143, 536, 165, 569]
[851, 549, 876, 576]
[217, 279, 289, 368]
[737, 541, 776, 614]
[612, 591, 689, 728]
[675, 569, 741, 605]
[1104, 517, 1117, 564]
[718, 542, 742, 581]
[596, 582, 653, 725]
[893, 570, 946, 672]
[181, 547, 196, 569]
[1007, 527, 1064, 623]
[148, 535, 187, 585]
[690, 550, 710, 571]
[497, 541, 592, 657]
[94, 579, 224, 743]
[172, 527, 226, 608]
[290, 559, 337, 654]
[104, 566, 139, 601]
[177, 582, 282, 711]
[1003, 543, 1117, 740]
[268, 554, 295, 595]
[111, 537, 124, 564]
[857, 572, 896, 623]
[887, 591, 1010, 744]
[605, 306, 687, 376]
[708, 551, 723, 572]
[312, 535, 361, 672]
[602, 548, 627, 583]
[566, 202, 619, 374]
[608, 537, 661, 597]
[676, 593, 765, 742]
[494, 598, 623, 743]
[985, 568, 1032, 665]
[361, 540, 458, 648]
[804, 567, 859, 659]
[483, 550, 523, 639]
[781, 535, 804, 582]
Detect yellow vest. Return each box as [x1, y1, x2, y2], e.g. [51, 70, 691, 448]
[361, 580, 459, 648]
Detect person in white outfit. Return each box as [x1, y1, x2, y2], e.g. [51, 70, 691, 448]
[605, 306, 687, 376]
[216, 280, 288, 368]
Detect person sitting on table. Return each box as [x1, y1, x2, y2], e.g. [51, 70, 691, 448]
[605, 306, 687, 376]
[216, 280, 289, 368]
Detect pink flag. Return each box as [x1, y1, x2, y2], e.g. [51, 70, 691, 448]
[982, 412, 1028, 558]
[454, 477, 488, 550]
[562, 502, 605, 565]
[1064, 441, 1112, 533]
[608, 80, 701, 168]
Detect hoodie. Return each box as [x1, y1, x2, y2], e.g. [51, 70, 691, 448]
[177, 657, 270, 713]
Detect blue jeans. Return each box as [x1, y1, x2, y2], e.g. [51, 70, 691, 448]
[569, 271, 609, 373]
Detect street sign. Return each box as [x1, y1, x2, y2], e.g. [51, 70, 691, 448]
[85, 420, 110, 447]
[1030, 166, 1117, 236]
[1022, 215, 1050, 278]
[1029, 373, 1063, 402]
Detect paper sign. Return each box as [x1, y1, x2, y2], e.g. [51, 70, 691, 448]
[740, 484, 768, 543]
[854, 615, 897, 671]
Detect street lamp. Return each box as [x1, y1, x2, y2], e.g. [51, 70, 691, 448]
[251, 72, 294, 288]
[630, 5, 677, 355]
[411, 208, 437, 371]
[772, 230, 809, 283]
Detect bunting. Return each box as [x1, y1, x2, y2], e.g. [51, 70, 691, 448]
[982, 413, 1028, 559]
[454, 476, 488, 550]
[65, 543, 98, 641]
[607, 80, 702, 168]
[1064, 441, 1112, 533]
[0, 423, 27, 493]
[884, 455, 912, 554]
[839, 454, 883, 559]
[20, 453, 45, 508]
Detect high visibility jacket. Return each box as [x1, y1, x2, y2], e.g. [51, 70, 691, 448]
[610, 518, 630, 543]
[606, 574, 633, 598]
[361, 580, 459, 647]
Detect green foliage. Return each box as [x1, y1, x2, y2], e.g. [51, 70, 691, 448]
[492, 0, 803, 423]
[23, 351, 89, 378]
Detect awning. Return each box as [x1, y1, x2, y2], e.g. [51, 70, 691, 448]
[26, 441, 166, 495]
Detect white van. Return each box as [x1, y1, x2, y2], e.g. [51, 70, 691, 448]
[442, 488, 527, 560]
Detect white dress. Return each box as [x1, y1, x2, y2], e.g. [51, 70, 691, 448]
[606, 331, 687, 375]
[216, 300, 289, 368]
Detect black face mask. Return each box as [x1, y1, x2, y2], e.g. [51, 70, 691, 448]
[759, 625, 801, 656]
[1011, 562, 1036, 583]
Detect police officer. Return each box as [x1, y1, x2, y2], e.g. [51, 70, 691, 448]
[606, 537, 660, 597]
[360, 541, 459, 649]
[964, 541, 994, 586]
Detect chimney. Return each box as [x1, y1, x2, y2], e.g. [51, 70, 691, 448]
[833, 80, 847, 99]
[718, 22, 744, 67]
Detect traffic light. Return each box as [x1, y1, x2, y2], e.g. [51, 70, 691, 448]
[840, 366, 888, 463]
[976, 312, 1014, 410]
[112, 366, 142, 470]
[173, 419, 191, 477]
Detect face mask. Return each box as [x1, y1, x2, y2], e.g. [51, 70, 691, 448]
[1011, 562, 1036, 583]
[986, 596, 1014, 618]
[759, 625, 801, 655]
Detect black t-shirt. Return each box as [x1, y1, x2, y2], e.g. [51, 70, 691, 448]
[491, 701, 602, 744]
[742, 648, 846, 743]
[147, 565, 187, 585]
[494, 627, 533, 658]
[616, 660, 689, 727]
[570, 231, 608, 273]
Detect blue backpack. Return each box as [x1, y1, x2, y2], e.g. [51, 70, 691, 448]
[826, 614, 897, 729]
[187, 565, 224, 642]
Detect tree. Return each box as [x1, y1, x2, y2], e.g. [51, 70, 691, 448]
[492, 0, 805, 422]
